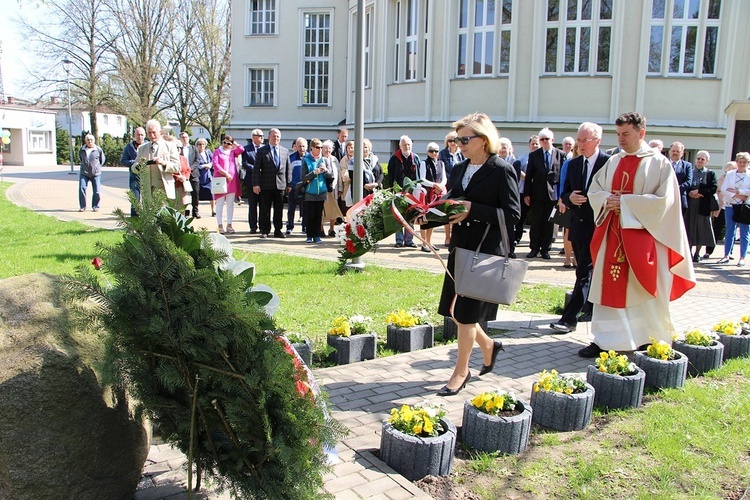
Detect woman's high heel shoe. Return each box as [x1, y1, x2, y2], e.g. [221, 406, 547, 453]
[479, 340, 505, 376]
[437, 371, 471, 397]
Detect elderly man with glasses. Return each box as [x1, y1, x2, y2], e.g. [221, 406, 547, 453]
[523, 128, 565, 259]
[242, 128, 265, 233]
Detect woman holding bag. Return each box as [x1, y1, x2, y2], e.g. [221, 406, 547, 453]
[212, 135, 244, 234]
[718, 152, 750, 266]
[685, 151, 716, 262]
[301, 138, 333, 244]
[435, 112, 520, 396]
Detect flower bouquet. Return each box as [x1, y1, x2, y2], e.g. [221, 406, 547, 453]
[530, 369, 594, 431]
[634, 338, 688, 389]
[463, 388, 531, 454]
[587, 351, 645, 409]
[673, 328, 724, 376]
[380, 400, 456, 480]
[337, 179, 466, 271]
[713, 318, 750, 360]
[385, 309, 433, 352]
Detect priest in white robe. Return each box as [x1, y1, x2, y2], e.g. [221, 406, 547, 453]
[580, 112, 696, 357]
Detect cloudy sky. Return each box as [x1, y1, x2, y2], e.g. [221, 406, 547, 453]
[0, 2, 27, 97]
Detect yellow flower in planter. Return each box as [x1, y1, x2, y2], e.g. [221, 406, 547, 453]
[712, 319, 740, 336]
[388, 401, 446, 437]
[644, 338, 675, 361]
[682, 328, 715, 346]
[386, 309, 428, 328]
[471, 388, 517, 416]
[328, 316, 351, 337]
[532, 369, 586, 394]
[595, 350, 638, 375]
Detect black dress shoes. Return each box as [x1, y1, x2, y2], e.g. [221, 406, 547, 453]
[549, 322, 575, 334]
[526, 250, 539, 258]
[577, 312, 592, 323]
[273, 231, 286, 238]
[479, 341, 505, 376]
[541, 251, 552, 259]
[437, 371, 471, 397]
[578, 342, 603, 358]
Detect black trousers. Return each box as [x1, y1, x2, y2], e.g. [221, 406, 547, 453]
[246, 189, 260, 231]
[259, 188, 285, 234]
[559, 236, 593, 326]
[189, 175, 200, 214]
[514, 201, 530, 242]
[528, 198, 556, 253]
[305, 200, 324, 238]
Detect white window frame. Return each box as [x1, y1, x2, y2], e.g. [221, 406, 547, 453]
[543, 0, 613, 76]
[456, 0, 513, 78]
[246, 0, 277, 36]
[300, 9, 333, 106]
[392, 0, 430, 83]
[28, 130, 53, 153]
[245, 65, 277, 107]
[648, 0, 721, 77]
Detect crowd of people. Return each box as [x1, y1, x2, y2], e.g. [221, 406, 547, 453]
[78, 114, 747, 395]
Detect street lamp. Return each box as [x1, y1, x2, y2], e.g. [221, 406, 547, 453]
[62, 58, 75, 175]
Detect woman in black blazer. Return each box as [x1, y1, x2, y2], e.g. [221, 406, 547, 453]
[435, 112, 520, 396]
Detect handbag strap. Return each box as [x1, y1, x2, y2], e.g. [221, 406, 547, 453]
[472, 208, 511, 262]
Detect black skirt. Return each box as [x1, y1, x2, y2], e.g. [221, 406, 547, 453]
[437, 249, 499, 324]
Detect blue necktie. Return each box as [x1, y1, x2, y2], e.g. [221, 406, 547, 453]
[273, 147, 279, 167]
[545, 150, 551, 170]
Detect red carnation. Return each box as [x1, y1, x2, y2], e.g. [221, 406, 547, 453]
[357, 224, 366, 238]
[91, 257, 103, 270]
[346, 239, 357, 254]
[345, 223, 352, 234]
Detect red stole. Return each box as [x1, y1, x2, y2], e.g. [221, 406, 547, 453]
[590, 156, 657, 308]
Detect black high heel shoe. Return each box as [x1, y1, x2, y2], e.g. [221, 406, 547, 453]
[479, 340, 505, 376]
[437, 371, 471, 397]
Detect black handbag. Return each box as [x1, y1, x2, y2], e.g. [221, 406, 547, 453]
[294, 181, 307, 201]
[452, 208, 529, 305]
[731, 204, 750, 224]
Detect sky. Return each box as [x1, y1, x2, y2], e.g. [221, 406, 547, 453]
[1, 1, 36, 97]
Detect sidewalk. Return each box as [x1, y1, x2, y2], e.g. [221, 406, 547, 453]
[4, 164, 750, 499]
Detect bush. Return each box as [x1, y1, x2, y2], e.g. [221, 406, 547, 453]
[56, 125, 71, 165]
[99, 133, 126, 167]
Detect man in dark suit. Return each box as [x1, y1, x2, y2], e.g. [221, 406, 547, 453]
[242, 128, 264, 233]
[512, 135, 540, 250]
[178, 131, 201, 218]
[252, 128, 292, 238]
[550, 122, 611, 333]
[331, 127, 348, 161]
[523, 128, 564, 259]
[668, 141, 693, 217]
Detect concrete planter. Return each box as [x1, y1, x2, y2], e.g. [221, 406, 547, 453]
[672, 340, 724, 376]
[442, 317, 488, 341]
[290, 338, 313, 367]
[461, 400, 532, 455]
[530, 383, 594, 431]
[326, 333, 376, 365]
[634, 350, 688, 390]
[380, 418, 456, 481]
[717, 333, 750, 361]
[586, 365, 645, 410]
[386, 324, 434, 352]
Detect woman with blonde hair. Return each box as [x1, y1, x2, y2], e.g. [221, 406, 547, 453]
[718, 152, 750, 266]
[434, 112, 520, 396]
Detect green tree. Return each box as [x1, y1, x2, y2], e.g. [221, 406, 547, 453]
[99, 133, 125, 167]
[56, 124, 71, 165]
[66, 195, 344, 498]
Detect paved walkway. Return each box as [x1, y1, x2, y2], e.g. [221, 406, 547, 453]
[4, 164, 750, 499]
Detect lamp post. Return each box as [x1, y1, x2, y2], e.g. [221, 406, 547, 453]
[62, 58, 75, 175]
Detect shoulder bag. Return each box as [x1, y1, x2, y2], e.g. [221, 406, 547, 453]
[452, 208, 529, 305]
[731, 203, 750, 224]
[211, 176, 228, 195]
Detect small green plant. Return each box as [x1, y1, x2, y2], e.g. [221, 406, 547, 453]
[683, 328, 715, 346]
[385, 308, 429, 328]
[284, 332, 307, 344]
[532, 369, 586, 395]
[388, 401, 446, 437]
[645, 338, 676, 360]
[470, 388, 519, 415]
[595, 350, 638, 375]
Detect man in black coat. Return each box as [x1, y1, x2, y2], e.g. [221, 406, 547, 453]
[550, 122, 611, 333]
[178, 131, 201, 218]
[523, 128, 564, 259]
[252, 128, 292, 238]
[242, 129, 264, 233]
[668, 141, 693, 217]
[331, 127, 348, 161]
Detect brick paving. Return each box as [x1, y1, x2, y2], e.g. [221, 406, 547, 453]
[3, 164, 749, 499]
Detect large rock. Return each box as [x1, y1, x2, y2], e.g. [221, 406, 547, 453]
[0, 274, 149, 500]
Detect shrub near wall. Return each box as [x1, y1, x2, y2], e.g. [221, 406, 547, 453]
[99, 133, 126, 167]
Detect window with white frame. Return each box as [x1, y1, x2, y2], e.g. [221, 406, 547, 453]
[301, 11, 332, 106]
[28, 130, 53, 153]
[103, 114, 109, 126]
[247, 0, 276, 36]
[456, 0, 513, 77]
[648, 0, 721, 76]
[246, 66, 276, 106]
[544, 0, 612, 75]
[393, 0, 429, 83]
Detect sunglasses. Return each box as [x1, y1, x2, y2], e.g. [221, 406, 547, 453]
[428, 149, 439, 153]
[223, 141, 233, 145]
[455, 135, 479, 145]
[539, 137, 551, 142]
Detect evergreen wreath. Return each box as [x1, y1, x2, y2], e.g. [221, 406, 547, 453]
[64, 189, 345, 498]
